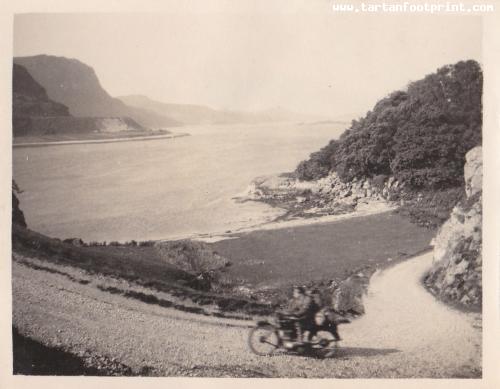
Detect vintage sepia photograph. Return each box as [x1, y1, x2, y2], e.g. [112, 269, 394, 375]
[3, 1, 497, 383]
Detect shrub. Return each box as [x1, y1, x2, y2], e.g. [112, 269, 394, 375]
[154, 240, 231, 274]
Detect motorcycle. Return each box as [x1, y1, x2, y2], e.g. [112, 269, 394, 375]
[248, 309, 350, 356]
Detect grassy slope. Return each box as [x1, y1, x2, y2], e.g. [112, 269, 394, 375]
[12, 225, 272, 315]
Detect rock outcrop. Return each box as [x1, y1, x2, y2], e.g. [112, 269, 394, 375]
[12, 182, 27, 228]
[244, 171, 401, 218]
[424, 146, 482, 308]
[330, 272, 370, 316]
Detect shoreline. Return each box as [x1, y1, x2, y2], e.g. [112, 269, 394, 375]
[165, 200, 398, 243]
[13, 132, 190, 148]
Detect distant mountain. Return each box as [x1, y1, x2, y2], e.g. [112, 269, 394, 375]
[118, 95, 229, 125]
[118, 95, 327, 125]
[12, 63, 146, 138]
[14, 55, 179, 129]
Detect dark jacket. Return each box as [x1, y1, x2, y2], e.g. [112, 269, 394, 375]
[287, 295, 317, 318]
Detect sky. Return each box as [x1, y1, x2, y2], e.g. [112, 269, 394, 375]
[13, 12, 482, 117]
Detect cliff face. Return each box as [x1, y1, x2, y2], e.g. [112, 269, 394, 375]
[424, 146, 482, 308]
[13, 63, 148, 137]
[14, 55, 179, 128]
[13, 63, 70, 119]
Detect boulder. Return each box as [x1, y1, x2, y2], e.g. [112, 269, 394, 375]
[331, 274, 368, 315]
[464, 146, 482, 197]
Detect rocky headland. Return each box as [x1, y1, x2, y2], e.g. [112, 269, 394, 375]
[12, 62, 166, 140]
[242, 170, 401, 220]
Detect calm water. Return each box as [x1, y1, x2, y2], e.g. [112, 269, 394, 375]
[13, 122, 344, 242]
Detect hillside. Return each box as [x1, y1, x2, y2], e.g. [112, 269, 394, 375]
[119, 94, 328, 125]
[293, 60, 482, 226]
[12, 63, 150, 138]
[12, 63, 70, 117]
[14, 55, 180, 129]
[12, 243, 481, 377]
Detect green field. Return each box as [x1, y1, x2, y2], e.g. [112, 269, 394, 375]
[213, 211, 435, 288]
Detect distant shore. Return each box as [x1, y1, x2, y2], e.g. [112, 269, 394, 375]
[13, 132, 189, 148]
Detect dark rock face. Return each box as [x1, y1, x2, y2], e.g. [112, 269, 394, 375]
[13, 63, 70, 122]
[424, 146, 482, 308]
[12, 183, 27, 228]
[14, 55, 179, 128]
[13, 62, 72, 137]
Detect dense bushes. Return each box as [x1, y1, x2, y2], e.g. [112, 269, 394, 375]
[296, 139, 338, 181]
[296, 60, 482, 192]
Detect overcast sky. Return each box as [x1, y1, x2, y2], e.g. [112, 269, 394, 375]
[14, 12, 481, 117]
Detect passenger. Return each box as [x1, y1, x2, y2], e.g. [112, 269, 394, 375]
[307, 287, 342, 342]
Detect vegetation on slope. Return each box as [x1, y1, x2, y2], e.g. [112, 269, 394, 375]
[12, 225, 273, 315]
[295, 60, 482, 226]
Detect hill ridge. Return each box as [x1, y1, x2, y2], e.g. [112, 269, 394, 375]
[14, 54, 180, 128]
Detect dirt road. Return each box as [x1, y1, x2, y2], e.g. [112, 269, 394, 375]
[12, 252, 481, 377]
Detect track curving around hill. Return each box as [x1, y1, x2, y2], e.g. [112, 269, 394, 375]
[12, 252, 481, 378]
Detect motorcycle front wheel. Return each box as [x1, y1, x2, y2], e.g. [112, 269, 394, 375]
[248, 325, 280, 356]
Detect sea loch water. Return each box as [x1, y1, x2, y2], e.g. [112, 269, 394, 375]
[13, 122, 345, 242]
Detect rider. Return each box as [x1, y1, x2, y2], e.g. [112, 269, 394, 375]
[284, 286, 317, 342]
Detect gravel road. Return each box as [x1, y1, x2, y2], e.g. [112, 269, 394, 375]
[12, 252, 481, 377]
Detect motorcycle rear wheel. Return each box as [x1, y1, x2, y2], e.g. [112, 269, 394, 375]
[248, 325, 280, 356]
